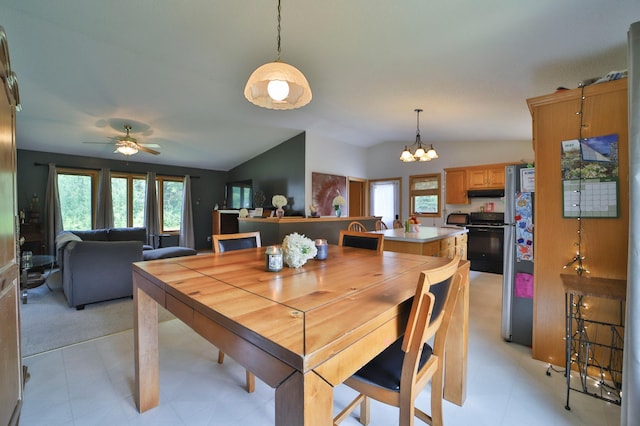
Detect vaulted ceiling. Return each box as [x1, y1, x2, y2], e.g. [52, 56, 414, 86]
[1, 1, 638, 170]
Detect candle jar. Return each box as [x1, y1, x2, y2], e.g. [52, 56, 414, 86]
[265, 245, 283, 272]
[315, 239, 328, 260]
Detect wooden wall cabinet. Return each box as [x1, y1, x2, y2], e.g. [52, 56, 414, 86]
[445, 163, 515, 204]
[444, 168, 468, 204]
[527, 78, 629, 365]
[466, 165, 508, 189]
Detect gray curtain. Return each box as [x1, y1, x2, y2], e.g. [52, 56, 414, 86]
[95, 168, 114, 229]
[179, 175, 195, 248]
[144, 171, 160, 248]
[44, 163, 62, 256]
[622, 20, 640, 426]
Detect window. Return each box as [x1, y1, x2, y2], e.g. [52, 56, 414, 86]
[57, 169, 97, 230]
[409, 173, 441, 217]
[111, 173, 146, 228]
[159, 178, 184, 232]
[57, 168, 185, 233]
[369, 178, 401, 227]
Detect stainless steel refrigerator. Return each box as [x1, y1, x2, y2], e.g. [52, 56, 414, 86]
[501, 164, 534, 345]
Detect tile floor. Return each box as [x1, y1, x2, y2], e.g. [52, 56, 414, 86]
[19, 271, 621, 425]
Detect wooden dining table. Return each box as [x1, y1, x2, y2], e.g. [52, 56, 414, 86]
[133, 246, 470, 425]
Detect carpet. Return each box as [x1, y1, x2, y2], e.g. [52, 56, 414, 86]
[19, 270, 175, 357]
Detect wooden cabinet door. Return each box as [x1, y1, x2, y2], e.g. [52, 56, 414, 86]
[445, 169, 468, 204]
[467, 169, 487, 189]
[486, 167, 505, 188]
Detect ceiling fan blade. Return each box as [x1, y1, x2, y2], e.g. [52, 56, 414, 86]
[137, 145, 160, 155]
[140, 143, 161, 148]
[83, 141, 115, 145]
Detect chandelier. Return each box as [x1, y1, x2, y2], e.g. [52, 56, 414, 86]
[400, 108, 438, 162]
[244, 0, 312, 110]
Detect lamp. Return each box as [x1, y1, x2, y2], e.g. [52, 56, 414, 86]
[400, 108, 438, 162]
[114, 125, 139, 156]
[116, 143, 138, 156]
[244, 0, 312, 110]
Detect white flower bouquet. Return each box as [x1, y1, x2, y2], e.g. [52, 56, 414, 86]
[282, 232, 317, 268]
[333, 195, 345, 208]
[272, 194, 287, 208]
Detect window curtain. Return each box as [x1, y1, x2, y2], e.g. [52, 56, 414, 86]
[95, 168, 114, 229]
[144, 171, 160, 248]
[369, 179, 400, 228]
[179, 175, 195, 249]
[622, 20, 640, 426]
[44, 163, 62, 256]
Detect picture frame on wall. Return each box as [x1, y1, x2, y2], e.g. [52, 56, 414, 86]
[312, 172, 347, 216]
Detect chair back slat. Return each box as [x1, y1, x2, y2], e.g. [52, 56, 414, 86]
[213, 232, 261, 253]
[338, 230, 384, 252]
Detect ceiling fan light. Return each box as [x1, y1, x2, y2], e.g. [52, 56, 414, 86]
[116, 145, 138, 156]
[244, 61, 312, 109]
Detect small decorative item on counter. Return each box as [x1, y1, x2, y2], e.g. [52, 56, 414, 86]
[314, 239, 328, 260]
[272, 194, 287, 218]
[282, 232, 317, 268]
[309, 204, 319, 217]
[265, 245, 283, 272]
[238, 208, 249, 218]
[333, 195, 346, 217]
[405, 214, 420, 233]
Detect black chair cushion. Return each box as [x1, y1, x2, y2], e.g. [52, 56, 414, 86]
[353, 338, 433, 391]
[341, 235, 379, 251]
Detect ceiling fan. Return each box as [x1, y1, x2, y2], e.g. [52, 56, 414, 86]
[84, 124, 161, 156]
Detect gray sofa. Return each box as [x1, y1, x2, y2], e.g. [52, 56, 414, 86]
[57, 227, 148, 309]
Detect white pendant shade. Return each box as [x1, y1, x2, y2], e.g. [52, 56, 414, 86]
[244, 61, 312, 110]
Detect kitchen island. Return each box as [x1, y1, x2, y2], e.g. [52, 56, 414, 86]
[370, 226, 468, 259]
[238, 216, 381, 246]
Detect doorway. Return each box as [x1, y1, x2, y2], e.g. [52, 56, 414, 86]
[348, 178, 366, 217]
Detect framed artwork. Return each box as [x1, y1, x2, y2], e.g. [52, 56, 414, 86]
[312, 172, 347, 216]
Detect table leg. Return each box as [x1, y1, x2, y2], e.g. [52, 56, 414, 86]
[134, 282, 159, 413]
[444, 261, 469, 406]
[275, 370, 334, 426]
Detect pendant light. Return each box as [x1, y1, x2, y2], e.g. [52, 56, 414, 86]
[400, 108, 438, 162]
[244, 0, 312, 110]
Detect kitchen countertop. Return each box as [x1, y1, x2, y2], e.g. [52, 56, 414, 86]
[370, 226, 467, 243]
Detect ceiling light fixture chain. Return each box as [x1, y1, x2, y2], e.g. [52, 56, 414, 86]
[399, 108, 438, 162]
[563, 83, 589, 276]
[276, 0, 282, 61]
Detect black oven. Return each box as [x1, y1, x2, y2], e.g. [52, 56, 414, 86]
[466, 212, 505, 274]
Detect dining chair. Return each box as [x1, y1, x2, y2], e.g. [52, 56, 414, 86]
[211, 231, 261, 393]
[374, 220, 388, 231]
[338, 230, 384, 252]
[334, 255, 465, 426]
[212, 231, 261, 253]
[348, 221, 367, 232]
[392, 219, 403, 229]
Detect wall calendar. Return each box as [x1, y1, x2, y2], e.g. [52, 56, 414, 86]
[561, 134, 619, 218]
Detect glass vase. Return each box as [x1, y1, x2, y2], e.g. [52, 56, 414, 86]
[335, 207, 342, 217]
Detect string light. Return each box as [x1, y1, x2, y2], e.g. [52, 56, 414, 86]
[562, 83, 590, 276]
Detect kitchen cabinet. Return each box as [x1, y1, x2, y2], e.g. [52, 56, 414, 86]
[527, 78, 628, 365]
[467, 165, 507, 189]
[444, 168, 467, 204]
[445, 163, 514, 204]
[0, 25, 23, 426]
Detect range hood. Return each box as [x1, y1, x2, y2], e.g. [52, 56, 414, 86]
[467, 188, 505, 198]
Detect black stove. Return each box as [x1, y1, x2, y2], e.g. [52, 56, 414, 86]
[468, 212, 505, 227]
[467, 212, 505, 274]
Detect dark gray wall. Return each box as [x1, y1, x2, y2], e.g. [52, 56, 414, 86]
[17, 150, 227, 250]
[227, 132, 305, 215]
